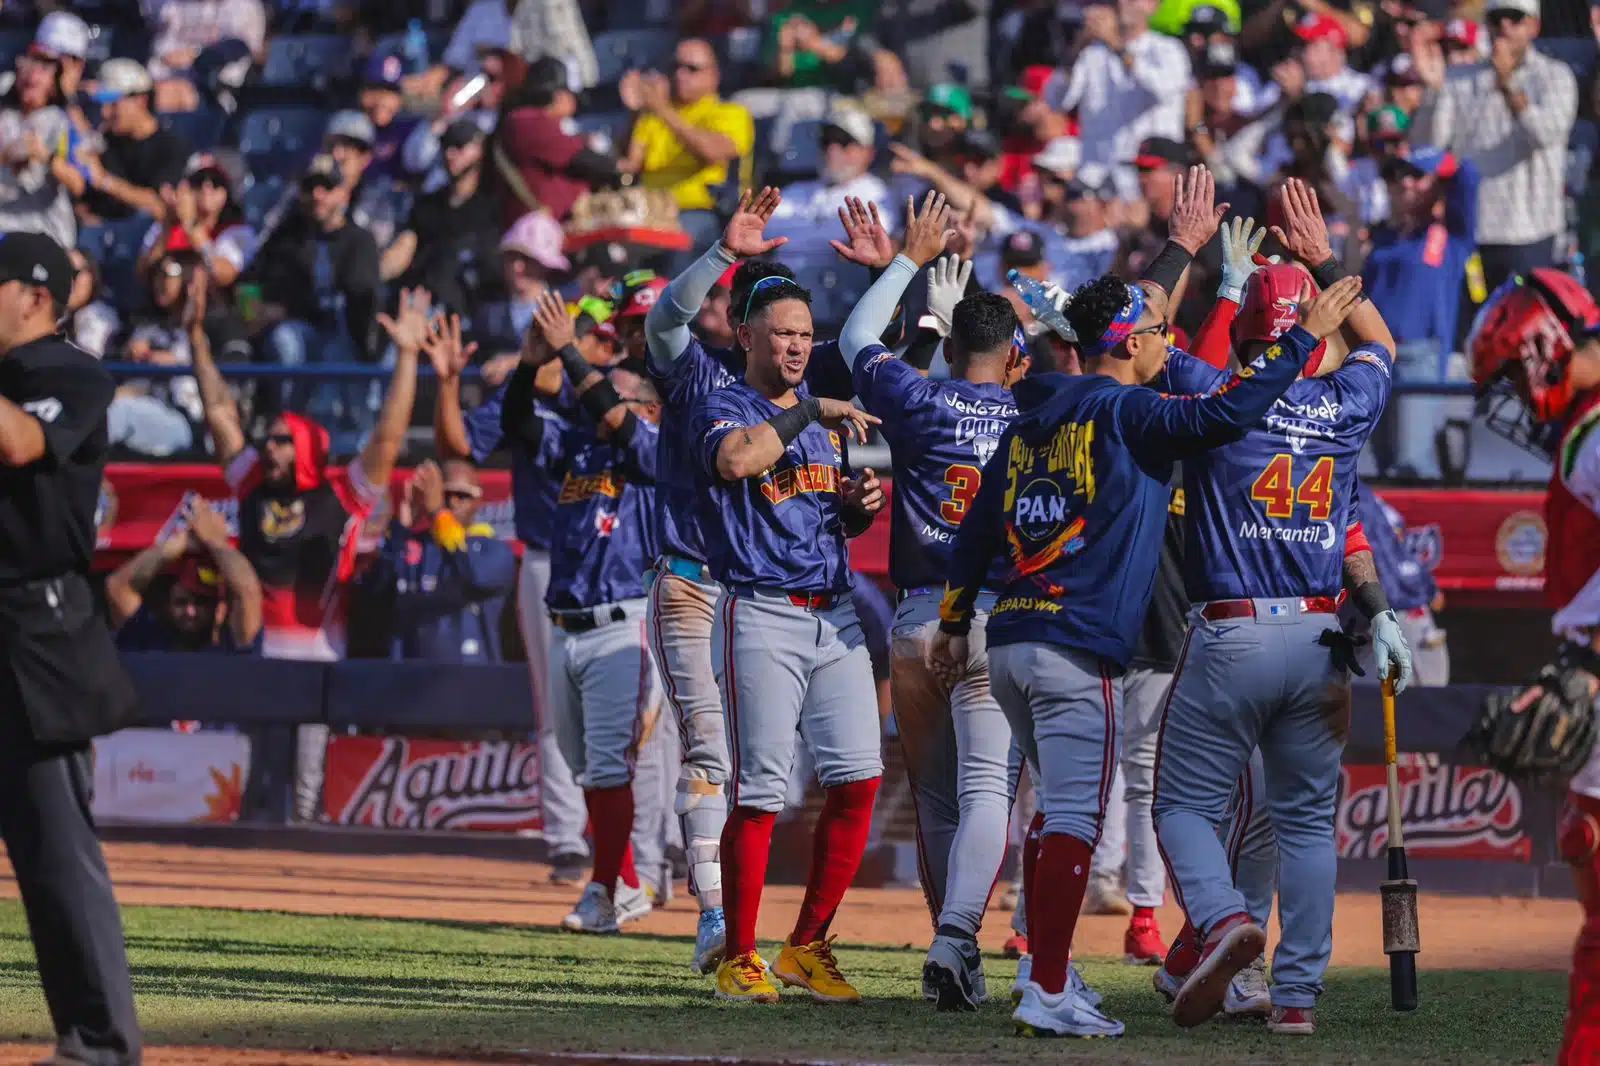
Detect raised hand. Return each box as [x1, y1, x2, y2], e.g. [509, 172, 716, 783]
[1169, 165, 1229, 255]
[479, 351, 522, 386]
[411, 459, 446, 517]
[1298, 275, 1364, 341]
[422, 311, 478, 381]
[721, 187, 788, 259]
[901, 190, 957, 268]
[1269, 178, 1334, 267]
[619, 70, 645, 112]
[925, 254, 974, 337]
[829, 196, 897, 269]
[816, 397, 881, 444]
[842, 467, 885, 515]
[185, 497, 231, 548]
[888, 142, 936, 180]
[376, 287, 434, 352]
[530, 288, 577, 351]
[1218, 216, 1266, 303]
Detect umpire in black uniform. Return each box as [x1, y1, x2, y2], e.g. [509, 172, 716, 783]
[0, 232, 141, 1065]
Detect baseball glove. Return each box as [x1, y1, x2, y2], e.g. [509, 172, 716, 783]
[1464, 644, 1600, 782]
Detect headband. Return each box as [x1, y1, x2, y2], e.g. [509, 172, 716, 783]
[1080, 284, 1145, 357]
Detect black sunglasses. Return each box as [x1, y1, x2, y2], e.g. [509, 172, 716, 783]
[1488, 9, 1527, 24]
[674, 60, 705, 73]
[264, 432, 295, 447]
[1128, 319, 1169, 338]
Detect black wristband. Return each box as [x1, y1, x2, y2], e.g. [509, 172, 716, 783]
[1350, 580, 1391, 620]
[578, 376, 624, 423]
[1309, 256, 1348, 290]
[938, 617, 972, 637]
[557, 343, 591, 385]
[769, 397, 821, 446]
[1560, 641, 1600, 677]
[1141, 241, 1194, 298]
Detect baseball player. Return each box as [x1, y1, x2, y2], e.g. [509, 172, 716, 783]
[688, 267, 886, 1004]
[1151, 180, 1414, 1035]
[838, 195, 1022, 1010]
[1354, 490, 1448, 686]
[929, 254, 1345, 1037]
[434, 311, 591, 882]
[509, 291, 669, 934]
[1461, 268, 1600, 1066]
[641, 187, 871, 975]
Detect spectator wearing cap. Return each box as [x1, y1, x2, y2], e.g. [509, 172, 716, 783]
[1350, 104, 1412, 224]
[1293, 13, 1371, 115]
[411, 0, 593, 104]
[80, 60, 192, 225]
[245, 154, 380, 426]
[996, 229, 1050, 324]
[326, 109, 411, 261]
[1187, 39, 1258, 190]
[889, 83, 977, 205]
[0, 25, 81, 252]
[613, 274, 668, 363]
[403, 47, 517, 187]
[620, 39, 753, 261]
[988, 66, 1076, 211]
[1048, 0, 1192, 167]
[475, 209, 569, 353]
[1443, 18, 1484, 64]
[1383, 52, 1426, 118]
[30, 12, 89, 113]
[142, 0, 266, 114]
[1410, 0, 1576, 290]
[108, 497, 263, 654]
[766, 0, 907, 92]
[360, 54, 422, 185]
[995, 0, 1080, 72]
[981, 161, 1119, 292]
[1181, 6, 1277, 118]
[1363, 147, 1480, 477]
[1121, 137, 1235, 327]
[496, 55, 620, 227]
[138, 152, 255, 291]
[572, 241, 631, 301]
[363, 459, 517, 664]
[112, 249, 212, 456]
[387, 120, 502, 315]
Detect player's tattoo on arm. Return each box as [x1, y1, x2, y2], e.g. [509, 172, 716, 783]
[1344, 549, 1392, 618]
[1342, 549, 1378, 590]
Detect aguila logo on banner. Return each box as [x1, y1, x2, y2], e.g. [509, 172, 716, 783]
[1335, 762, 1530, 861]
[322, 736, 544, 832]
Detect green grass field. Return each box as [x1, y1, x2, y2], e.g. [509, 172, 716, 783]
[0, 901, 1566, 1064]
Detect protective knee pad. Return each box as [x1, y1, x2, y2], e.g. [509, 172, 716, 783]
[677, 778, 727, 905]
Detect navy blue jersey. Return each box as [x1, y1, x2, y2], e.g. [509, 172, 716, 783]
[116, 606, 262, 654]
[365, 518, 518, 662]
[651, 337, 853, 565]
[692, 382, 853, 593]
[852, 343, 1018, 591]
[1162, 343, 1394, 602]
[463, 372, 566, 551]
[1360, 489, 1438, 611]
[941, 328, 1317, 668]
[546, 418, 661, 609]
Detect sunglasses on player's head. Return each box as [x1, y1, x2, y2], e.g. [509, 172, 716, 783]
[741, 274, 790, 320]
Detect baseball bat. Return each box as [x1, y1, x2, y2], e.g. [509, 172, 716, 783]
[1380, 674, 1420, 1012]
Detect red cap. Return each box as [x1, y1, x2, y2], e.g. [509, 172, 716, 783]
[1233, 262, 1330, 375]
[174, 556, 224, 599]
[1445, 19, 1480, 50]
[715, 264, 738, 290]
[618, 277, 668, 318]
[1019, 65, 1055, 100]
[1294, 13, 1347, 49]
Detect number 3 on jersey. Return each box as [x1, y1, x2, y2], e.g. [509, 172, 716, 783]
[941, 463, 982, 523]
[1250, 453, 1334, 520]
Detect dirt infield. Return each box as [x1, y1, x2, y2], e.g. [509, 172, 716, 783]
[0, 841, 1581, 1066]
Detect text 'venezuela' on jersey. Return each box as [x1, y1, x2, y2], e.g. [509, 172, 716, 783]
[852, 343, 1019, 591]
[690, 380, 854, 594]
[544, 414, 661, 611]
[650, 337, 852, 568]
[1159, 342, 1394, 603]
[938, 325, 1322, 671]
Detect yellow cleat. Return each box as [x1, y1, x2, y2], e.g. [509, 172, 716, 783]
[771, 935, 862, 1003]
[714, 951, 779, 1003]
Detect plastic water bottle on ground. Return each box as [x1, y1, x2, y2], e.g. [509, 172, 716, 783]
[1008, 270, 1077, 343]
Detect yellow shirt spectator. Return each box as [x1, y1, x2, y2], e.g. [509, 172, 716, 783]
[632, 95, 754, 212]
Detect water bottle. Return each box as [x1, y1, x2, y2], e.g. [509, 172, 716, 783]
[403, 19, 429, 75]
[1008, 270, 1076, 343]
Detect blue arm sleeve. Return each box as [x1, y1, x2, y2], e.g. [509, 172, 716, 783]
[840, 254, 919, 370]
[1121, 326, 1316, 466]
[648, 242, 738, 373]
[1444, 158, 1481, 239]
[938, 434, 1011, 633]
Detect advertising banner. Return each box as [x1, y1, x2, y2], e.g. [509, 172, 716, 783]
[320, 735, 545, 832]
[91, 728, 250, 823]
[1335, 761, 1532, 862]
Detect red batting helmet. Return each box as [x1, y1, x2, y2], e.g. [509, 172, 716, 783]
[1232, 262, 1329, 376]
[1468, 268, 1600, 455]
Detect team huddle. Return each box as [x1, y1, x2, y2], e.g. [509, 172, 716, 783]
[453, 158, 1600, 1047]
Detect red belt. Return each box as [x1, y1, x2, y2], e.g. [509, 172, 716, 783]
[787, 592, 836, 610]
[1201, 596, 1341, 621]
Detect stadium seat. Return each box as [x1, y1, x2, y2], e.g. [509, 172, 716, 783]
[0, 29, 31, 72]
[592, 28, 677, 85]
[712, 28, 764, 92]
[792, 264, 868, 330]
[605, 0, 674, 31]
[160, 107, 226, 154]
[572, 111, 632, 155]
[236, 108, 328, 178]
[82, 24, 116, 64]
[259, 34, 353, 90]
[768, 119, 823, 184]
[240, 174, 289, 229]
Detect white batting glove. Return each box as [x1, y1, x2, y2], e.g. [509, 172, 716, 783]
[1218, 216, 1266, 305]
[1370, 609, 1415, 695]
[924, 254, 974, 338]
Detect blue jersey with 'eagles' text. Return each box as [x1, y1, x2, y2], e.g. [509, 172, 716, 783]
[1161, 343, 1394, 602]
[691, 381, 853, 593]
[652, 337, 849, 566]
[852, 343, 1018, 591]
[545, 417, 660, 609]
[941, 328, 1317, 668]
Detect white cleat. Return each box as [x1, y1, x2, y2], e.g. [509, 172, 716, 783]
[561, 882, 619, 933]
[1012, 980, 1125, 1038]
[613, 881, 652, 925]
[1153, 964, 1182, 1004]
[1068, 960, 1103, 1010]
[923, 934, 987, 1011]
[1224, 957, 1272, 1019]
[1011, 954, 1031, 1005]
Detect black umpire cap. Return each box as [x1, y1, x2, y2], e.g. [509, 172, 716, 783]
[0, 231, 74, 310]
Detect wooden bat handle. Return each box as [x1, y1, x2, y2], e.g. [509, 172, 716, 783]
[1382, 675, 1404, 851]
